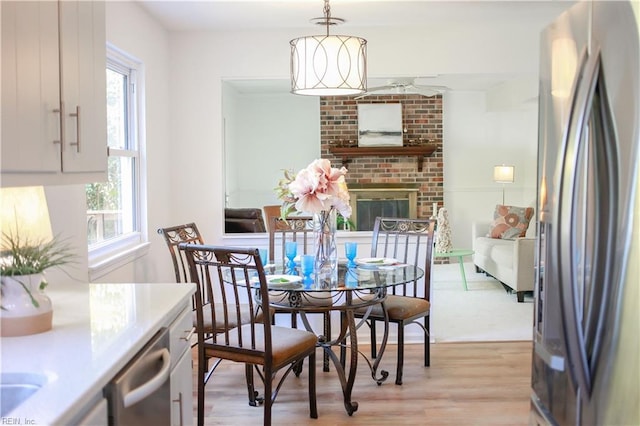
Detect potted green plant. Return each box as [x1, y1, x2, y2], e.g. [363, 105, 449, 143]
[0, 232, 75, 337]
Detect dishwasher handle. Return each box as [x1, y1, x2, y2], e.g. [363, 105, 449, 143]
[123, 348, 171, 408]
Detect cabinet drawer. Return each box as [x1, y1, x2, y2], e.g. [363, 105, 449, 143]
[169, 307, 193, 369]
[76, 397, 108, 426]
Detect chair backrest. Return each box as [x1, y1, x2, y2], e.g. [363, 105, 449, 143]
[181, 244, 273, 357]
[268, 216, 314, 265]
[263, 205, 283, 233]
[157, 222, 204, 283]
[371, 217, 435, 300]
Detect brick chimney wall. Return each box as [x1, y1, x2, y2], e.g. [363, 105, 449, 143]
[320, 94, 444, 219]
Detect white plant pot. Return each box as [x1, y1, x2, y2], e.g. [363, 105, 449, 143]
[0, 273, 53, 337]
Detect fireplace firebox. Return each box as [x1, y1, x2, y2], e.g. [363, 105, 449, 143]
[348, 183, 419, 231]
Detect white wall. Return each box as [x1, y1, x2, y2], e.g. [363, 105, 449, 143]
[443, 90, 538, 249]
[40, 2, 563, 286]
[223, 86, 320, 208]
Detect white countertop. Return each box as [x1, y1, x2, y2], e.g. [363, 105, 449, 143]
[0, 282, 195, 425]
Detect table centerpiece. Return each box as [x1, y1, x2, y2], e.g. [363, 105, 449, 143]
[276, 159, 351, 288]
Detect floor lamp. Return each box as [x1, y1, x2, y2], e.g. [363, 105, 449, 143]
[494, 165, 515, 205]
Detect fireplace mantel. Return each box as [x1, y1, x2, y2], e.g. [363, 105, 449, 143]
[328, 144, 438, 172]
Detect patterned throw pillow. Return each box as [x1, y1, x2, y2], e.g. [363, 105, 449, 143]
[488, 205, 534, 239]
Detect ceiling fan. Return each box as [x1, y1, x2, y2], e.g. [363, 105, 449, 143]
[355, 78, 448, 99]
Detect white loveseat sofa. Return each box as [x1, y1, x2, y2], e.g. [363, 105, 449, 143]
[471, 220, 535, 302]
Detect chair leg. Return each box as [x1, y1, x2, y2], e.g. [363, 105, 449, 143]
[308, 350, 318, 419]
[396, 323, 404, 385]
[246, 364, 261, 407]
[291, 312, 304, 377]
[424, 316, 430, 367]
[370, 319, 377, 358]
[263, 366, 273, 426]
[197, 347, 206, 426]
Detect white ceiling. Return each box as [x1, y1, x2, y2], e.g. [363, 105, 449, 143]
[136, 0, 576, 93]
[137, 0, 575, 31]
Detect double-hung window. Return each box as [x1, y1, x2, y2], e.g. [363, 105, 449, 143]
[86, 46, 145, 272]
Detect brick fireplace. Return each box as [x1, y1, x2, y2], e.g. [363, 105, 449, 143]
[320, 94, 443, 230]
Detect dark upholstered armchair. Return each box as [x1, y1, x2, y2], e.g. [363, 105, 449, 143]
[224, 208, 267, 233]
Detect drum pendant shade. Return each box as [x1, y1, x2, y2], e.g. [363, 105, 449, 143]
[290, 0, 367, 96]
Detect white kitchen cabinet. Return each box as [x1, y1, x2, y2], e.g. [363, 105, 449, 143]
[170, 307, 195, 426]
[1, 0, 107, 187]
[75, 397, 108, 426]
[171, 346, 195, 426]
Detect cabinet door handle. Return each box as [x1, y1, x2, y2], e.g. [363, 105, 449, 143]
[122, 348, 171, 408]
[53, 102, 65, 150]
[181, 327, 195, 342]
[69, 105, 81, 153]
[172, 392, 184, 426]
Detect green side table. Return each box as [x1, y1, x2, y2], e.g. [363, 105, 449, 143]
[434, 248, 475, 291]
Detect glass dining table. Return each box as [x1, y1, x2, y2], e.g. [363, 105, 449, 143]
[259, 261, 424, 416]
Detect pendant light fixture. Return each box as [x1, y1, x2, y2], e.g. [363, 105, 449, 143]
[290, 0, 367, 96]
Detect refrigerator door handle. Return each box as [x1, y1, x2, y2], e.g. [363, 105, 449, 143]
[556, 46, 601, 398]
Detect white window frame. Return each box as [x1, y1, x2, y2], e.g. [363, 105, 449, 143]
[88, 44, 148, 280]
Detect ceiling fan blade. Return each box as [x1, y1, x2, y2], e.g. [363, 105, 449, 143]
[364, 84, 398, 92]
[403, 84, 447, 97]
[354, 84, 402, 99]
[355, 80, 449, 99]
[410, 84, 449, 92]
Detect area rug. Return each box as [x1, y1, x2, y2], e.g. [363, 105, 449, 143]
[430, 262, 534, 342]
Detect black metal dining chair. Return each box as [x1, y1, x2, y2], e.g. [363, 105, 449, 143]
[349, 217, 435, 385]
[181, 244, 318, 426]
[158, 223, 264, 409]
[268, 215, 334, 372]
[157, 222, 203, 283]
[267, 215, 314, 268]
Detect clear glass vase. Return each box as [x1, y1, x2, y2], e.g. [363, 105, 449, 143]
[313, 209, 338, 289]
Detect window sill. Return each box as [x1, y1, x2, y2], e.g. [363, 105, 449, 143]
[89, 242, 150, 281]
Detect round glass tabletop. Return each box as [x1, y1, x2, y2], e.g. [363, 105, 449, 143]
[261, 262, 424, 292]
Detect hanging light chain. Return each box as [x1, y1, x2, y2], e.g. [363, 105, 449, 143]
[323, 0, 331, 36]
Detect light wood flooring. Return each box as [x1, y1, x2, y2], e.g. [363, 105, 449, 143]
[192, 341, 533, 425]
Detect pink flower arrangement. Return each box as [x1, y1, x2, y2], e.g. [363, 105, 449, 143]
[277, 159, 351, 218]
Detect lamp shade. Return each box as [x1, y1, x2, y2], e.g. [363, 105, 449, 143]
[290, 34, 367, 96]
[0, 186, 53, 248]
[493, 165, 515, 183]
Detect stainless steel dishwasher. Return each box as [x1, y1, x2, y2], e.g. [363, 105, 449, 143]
[105, 327, 171, 426]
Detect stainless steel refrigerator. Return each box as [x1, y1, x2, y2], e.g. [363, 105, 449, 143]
[532, 0, 640, 425]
